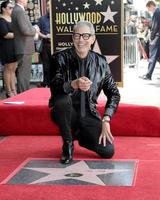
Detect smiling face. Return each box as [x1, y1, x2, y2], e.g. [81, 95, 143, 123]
[72, 25, 95, 59]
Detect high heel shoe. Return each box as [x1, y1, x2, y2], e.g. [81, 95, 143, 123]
[11, 89, 17, 96]
[60, 141, 74, 164]
[6, 93, 10, 98]
[6, 91, 14, 98]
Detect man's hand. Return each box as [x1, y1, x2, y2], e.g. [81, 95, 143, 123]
[99, 122, 114, 146]
[71, 79, 79, 89]
[46, 34, 51, 39]
[78, 76, 92, 91]
[71, 76, 92, 91]
[33, 25, 40, 33]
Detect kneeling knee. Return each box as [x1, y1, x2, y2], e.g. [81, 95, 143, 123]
[96, 144, 115, 158]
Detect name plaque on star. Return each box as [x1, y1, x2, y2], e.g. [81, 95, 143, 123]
[50, 0, 123, 85]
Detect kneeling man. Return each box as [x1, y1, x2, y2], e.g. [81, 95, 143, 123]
[49, 21, 120, 164]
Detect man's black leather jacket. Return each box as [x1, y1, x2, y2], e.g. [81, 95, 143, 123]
[49, 47, 120, 119]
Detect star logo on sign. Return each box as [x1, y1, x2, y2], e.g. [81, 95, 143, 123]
[94, 0, 103, 5]
[25, 160, 131, 185]
[93, 40, 119, 64]
[101, 6, 118, 23]
[83, 2, 90, 9]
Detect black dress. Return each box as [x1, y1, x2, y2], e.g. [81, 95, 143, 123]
[0, 18, 17, 65]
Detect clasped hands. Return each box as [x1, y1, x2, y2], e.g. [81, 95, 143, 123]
[71, 76, 92, 91]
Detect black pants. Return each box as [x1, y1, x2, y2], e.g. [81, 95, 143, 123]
[40, 42, 51, 86]
[147, 42, 160, 78]
[50, 94, 114, 158]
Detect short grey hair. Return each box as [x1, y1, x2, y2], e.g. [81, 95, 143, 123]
[73, 20, 95, 35]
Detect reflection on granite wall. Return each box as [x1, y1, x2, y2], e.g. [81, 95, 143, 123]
[26, 0, 41, 23]
[0, 0, 42, 23]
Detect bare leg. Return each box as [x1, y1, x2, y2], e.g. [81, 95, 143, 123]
[3, 62, 17, 97]
[10, 62, 17, 95]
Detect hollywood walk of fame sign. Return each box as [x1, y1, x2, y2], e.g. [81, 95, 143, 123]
[50, 0, 123, 86]
[3, 159, 137, 186]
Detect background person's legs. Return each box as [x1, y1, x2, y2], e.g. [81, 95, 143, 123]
[16, 54, 32, 93]
[146, 44, 160, 79]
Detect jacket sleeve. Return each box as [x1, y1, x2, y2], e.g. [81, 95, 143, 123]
[150, 9, 160, 40]
[102, 63, 120, 118]
[50, 54, 65, 95]
[50, 53, 74, 96]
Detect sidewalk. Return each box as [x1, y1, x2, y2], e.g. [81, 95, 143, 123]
[119, 59, 160, 106]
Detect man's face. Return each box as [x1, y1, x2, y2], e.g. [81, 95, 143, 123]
[23, 0, 28, 7]
[72, 25, 95, 58]
[18, 0, 28, 8]
[147, 5, 155, 14]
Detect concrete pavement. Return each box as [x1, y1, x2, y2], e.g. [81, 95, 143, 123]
[119, 59, 160, 106]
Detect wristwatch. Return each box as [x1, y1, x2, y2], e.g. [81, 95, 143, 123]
[102, 116, 110, 123]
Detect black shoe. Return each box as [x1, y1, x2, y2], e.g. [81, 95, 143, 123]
[37, 82, 48, 88]
[6, 91, 13, 98]
[60, 141, 74, 164]
[139, 74, 151, 80]
[129, 65, 135, 68]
